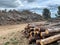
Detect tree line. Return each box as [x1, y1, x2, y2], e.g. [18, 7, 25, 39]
[0, 6, 60, 20]
[42, 6, 60, 20]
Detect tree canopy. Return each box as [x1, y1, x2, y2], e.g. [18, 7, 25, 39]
[42, 8, 51, 20]
[55, 6, 60, 18]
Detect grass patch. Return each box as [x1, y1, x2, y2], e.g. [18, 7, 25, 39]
[10, 38, 16, 41]
[10, 38, 18, 45]
[11, 41, 18, 45]
[0, 36, 2, 39]
[4, 42, 10, 45]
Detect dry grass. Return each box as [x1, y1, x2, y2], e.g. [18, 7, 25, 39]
[0, 24, 29, 45]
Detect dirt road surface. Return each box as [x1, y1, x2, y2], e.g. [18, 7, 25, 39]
[0, 21, 47, 36]
[0, 24, 27, 36]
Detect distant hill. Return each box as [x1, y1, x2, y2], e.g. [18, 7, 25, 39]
[0, 10, 43, 25]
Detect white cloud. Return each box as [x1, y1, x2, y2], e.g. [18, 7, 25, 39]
[15, 0, 24, 6]
[0, 0, 60, 9]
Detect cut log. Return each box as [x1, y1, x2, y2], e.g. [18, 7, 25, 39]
[29, 31, 41, 40]
[36, 40, 41, 45]
[40, 32, 48, 38]
[34, 27, 47, 32]
[25, 24, 34, 30]
[40, 27, 47, 32]
[41, 32, 60, 38]
[29, 31, 40, 36]
[40, 34, 60, 45]
[34, 27, 40, 31]
[41, 32, 46, 37]
[28, 36, 36, 44]
[28, 28, 34, 33]
[45, 28, 60, 34]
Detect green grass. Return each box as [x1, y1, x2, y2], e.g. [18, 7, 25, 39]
[10, 38, 18, 45]
[4, 42, 10, 45]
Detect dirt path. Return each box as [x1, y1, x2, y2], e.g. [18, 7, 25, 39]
[0, 21, 46, 36]
[0, 24, 27, 36]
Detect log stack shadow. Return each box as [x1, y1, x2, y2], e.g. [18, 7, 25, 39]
[23, 24, 60, 45]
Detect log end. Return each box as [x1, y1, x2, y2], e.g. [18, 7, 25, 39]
[34, 27, 40, 31]
[40, 32, 46, 38]
[45, 29, 49, 34]
[36, 40, 40, 45]
[40, 40, 44, 45]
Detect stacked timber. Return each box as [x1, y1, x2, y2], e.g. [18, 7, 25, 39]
[23, 24, 60, 45]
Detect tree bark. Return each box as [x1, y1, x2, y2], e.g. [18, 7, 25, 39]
[40, 34, 60, 45]
[40, 27, 47, 32]
[41, 32, 60, 38]
[45, 28, 60, 34]
[40, 32, 48, 38]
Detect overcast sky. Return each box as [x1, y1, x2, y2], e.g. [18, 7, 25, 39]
[0, 0, 60, 17]
[0, 0, 60, 9]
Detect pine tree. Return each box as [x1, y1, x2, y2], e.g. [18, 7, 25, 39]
[42, 8, 51, 20]
[56, 6, 60, 17]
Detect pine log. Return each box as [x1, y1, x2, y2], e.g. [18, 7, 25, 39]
[25, 24, 34, 30]
[40, 34, 60, 45]
[34, 27, 40, 31]
[40, 32, 48, 38]
[36, 40, 41, 45]
[45, 28, 60, 34]
[41, 32, 60, 38]
[28, 28, 34, 33]
[29, 31, 40, 36]
[29, 31, 41, 40]
[40, 27, 47, 32]
[28, 36, 36, 44]
[34, 27, 47, 32]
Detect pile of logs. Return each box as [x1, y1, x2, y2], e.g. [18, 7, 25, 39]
[23, 24, 60, 45]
